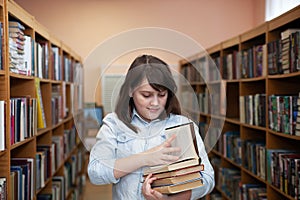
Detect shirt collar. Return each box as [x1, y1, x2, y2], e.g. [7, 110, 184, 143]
[132, 109, 165, 125]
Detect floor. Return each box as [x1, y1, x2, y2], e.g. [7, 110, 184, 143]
[83, 178, 113, 200]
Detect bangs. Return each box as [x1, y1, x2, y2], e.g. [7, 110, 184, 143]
[144, 64, 177, 94]
[149, 83, 168, 92]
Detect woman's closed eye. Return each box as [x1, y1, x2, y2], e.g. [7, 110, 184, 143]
[158, 92, 167, 97]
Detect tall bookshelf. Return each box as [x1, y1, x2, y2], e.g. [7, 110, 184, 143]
[0, 0, 86, 199]
[179, 5, 300, 200]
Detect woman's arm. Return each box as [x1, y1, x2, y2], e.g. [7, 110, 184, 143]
[113, 134, 181, 179]
[88, 116, 181, 184]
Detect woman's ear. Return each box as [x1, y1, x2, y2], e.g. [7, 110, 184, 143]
[129, 88, 133, 97]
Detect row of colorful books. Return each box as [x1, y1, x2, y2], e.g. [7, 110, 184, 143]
[10, 149, 85, 200]
[8, 20, 79, 83]
[268, 29, 300, 75]
[10, 97, 37, 145]
[182, 28, 300, 85]
[239, 94, 266, 128]
[268, 94, 299, 135]
[267, 149, 300, 198]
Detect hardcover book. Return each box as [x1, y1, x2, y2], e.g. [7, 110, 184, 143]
[144, 164, 204, 180]
[143, 122, 200, 175]
[153, 178, 203, 194]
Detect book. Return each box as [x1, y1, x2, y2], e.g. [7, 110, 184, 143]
[143, 122, 200, 175]
[11, 158, 34, 200]
[35, 78, 46, 129]
[0, 177, 7, 200]
[37, 194, 52, 200]
[152, 177, 203, 194]
[145, 164, 204, 180]
[0, 100, 5, 151]
[152, 171, 202, 187]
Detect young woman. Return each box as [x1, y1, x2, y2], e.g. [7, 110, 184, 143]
[88, 55, 214, 200]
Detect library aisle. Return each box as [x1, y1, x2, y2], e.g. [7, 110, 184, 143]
[83, 179, 112, 200]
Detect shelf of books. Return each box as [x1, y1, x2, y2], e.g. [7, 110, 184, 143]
[0, 0, 86, 199]
[179, 5, 300, 200]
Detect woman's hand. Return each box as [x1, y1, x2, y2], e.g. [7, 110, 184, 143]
[142, 174, 192, 200]
[142, 174, 168, 200]
[142, 135, 181, 167]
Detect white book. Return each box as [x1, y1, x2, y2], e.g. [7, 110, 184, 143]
[37, 43, 43, 79]
[281, 28, 300, 40]
[0, 101, 5, 151]
[23, 35, 32, 76]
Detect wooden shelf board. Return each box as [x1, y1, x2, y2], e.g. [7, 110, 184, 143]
[9, 72, 34, 80]
[268, 129, 300, 141]
[207, 43, 221, 55]
[268, 71, 300, 79]
[50, 34, 62, 48]
[221, 36, 240, 49]
[268, 5, 300, 31]
[240, 23, 267, 43]
[7, 0, 34, 28]
[34, 20, 50, 40]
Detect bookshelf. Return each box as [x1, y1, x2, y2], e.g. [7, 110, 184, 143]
[179, 5, 300, 200]
[0, 0, 86, 199]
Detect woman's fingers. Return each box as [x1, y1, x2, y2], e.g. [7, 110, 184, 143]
[163, 134, 176, 147]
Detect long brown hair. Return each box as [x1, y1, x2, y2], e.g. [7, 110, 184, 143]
[115, 55, 181, 132]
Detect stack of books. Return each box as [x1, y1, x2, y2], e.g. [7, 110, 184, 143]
[143, 122, 204, 194]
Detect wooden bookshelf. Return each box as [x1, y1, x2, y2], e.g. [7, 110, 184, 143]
[0, 0, 86, 199]
[179, 5, 300, 200]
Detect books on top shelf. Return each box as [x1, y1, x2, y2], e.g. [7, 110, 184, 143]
[36, 40, 49, 79]
[143, 122, 204, 194]
[281, 29, 300, 73]
[268, 28, 300, 75]
[51, 46, 61, 81]
[9, 21, 34, 76]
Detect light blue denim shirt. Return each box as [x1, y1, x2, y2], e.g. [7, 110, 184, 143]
[88, 111, 215, 200]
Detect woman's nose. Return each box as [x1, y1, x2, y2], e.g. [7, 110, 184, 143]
[150, 95, 159, 105]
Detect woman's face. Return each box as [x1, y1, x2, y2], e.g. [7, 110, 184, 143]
[132, 78, 168, 122]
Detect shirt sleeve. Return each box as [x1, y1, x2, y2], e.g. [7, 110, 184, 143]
[190, 122, 215, 199]
[87, 114, 120, 185]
